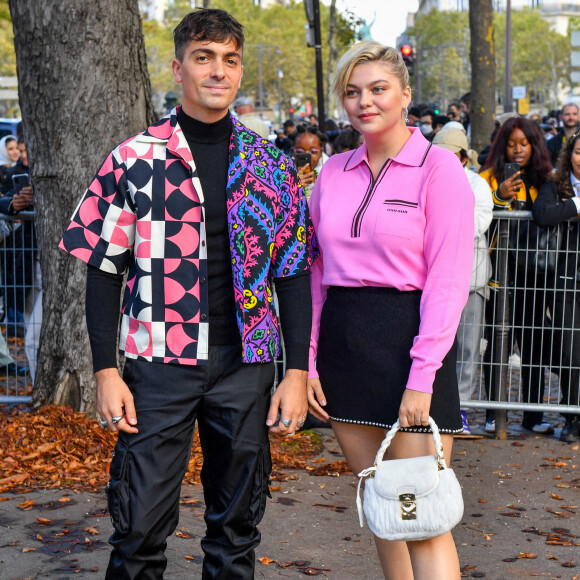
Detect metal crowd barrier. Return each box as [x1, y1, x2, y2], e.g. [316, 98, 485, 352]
[5, 208, 580, 437]
[457, 210, 580, 437]
[0, 210, 37, 403]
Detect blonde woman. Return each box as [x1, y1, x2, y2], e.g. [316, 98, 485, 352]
[307, 41, 474, 579]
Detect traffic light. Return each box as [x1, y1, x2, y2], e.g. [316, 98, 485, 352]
[400, 44, 414, 76]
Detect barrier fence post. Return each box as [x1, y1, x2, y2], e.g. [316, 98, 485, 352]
[494, 216, 510, 439]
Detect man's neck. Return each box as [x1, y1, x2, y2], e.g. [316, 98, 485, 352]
[564, 124, 579, 138]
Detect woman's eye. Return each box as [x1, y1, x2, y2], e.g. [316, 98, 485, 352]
[345, 90, 359, 97]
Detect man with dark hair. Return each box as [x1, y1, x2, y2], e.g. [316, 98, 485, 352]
[407, 106, 421, 126]
[60, 8, 314, 579]
[547, 102, 580, 165]
[448, 102, 461, 122]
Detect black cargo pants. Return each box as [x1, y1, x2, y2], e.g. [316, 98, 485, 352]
[105, 345, 274, 579]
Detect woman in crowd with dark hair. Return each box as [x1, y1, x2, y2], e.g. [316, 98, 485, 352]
[532, 132, 580, 442]
[480, 116, 554, 434]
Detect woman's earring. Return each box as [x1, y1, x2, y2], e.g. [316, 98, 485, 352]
[404, 108, 409, 125]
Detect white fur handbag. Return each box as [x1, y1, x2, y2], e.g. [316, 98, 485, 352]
[356, 417, 464, 541]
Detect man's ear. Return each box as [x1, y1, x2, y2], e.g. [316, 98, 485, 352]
[172, 58, 183, 84]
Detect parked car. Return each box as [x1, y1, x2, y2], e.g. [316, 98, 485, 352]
[0, 118, 20, 139]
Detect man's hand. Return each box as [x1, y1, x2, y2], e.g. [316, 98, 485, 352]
[96, 368, 138, 434]
[306, 377, 329, 422]
[266, 368, 308, 435]
[398, 388, 432, 429]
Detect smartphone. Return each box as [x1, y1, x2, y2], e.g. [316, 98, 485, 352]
[12, 173, 30, 193]
[504, 162, 520, 181]
[295, 152, 312, 171]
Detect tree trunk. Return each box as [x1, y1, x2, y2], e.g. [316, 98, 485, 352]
[9, 0, 154, 412]
[325, 0, 337, 121]
[469, 0, 496, 154]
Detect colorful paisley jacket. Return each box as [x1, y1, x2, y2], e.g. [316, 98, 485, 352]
[60, 107, 314, 365]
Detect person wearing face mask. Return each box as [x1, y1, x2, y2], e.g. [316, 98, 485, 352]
[533, 131, 580, 442]
[479, 117, 555, 435]
[418, 109, 434, 140]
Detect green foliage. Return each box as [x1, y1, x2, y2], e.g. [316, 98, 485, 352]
[494, 8, 570, 107]
[166, 0, 195, 21]
[142, 19, 178, 104]
[142, 0, 358, 122]
[410, 7, 571, 111]
[409, 9, 470, 107]
[0, 0, 10, 22]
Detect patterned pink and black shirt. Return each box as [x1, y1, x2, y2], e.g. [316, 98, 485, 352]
[60, 108, 315, 365]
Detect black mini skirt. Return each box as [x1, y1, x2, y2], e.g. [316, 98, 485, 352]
[316, 286, 463, 434]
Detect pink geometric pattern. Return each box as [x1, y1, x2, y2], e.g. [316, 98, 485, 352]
[60, 108, 315, 365]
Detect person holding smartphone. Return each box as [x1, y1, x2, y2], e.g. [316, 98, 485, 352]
[293, 129, 327, 199]
[479, 117, 555, 434]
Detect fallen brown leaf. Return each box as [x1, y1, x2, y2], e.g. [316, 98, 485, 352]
[84, 526, 99, 535]
[258, 556, 276, 565]
[17, 499, 34, 510]
[0, 406, 326, 493]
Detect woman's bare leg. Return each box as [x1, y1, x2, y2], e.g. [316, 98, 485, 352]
[386, 431, 461, 580]
[331, 421, 413, 580]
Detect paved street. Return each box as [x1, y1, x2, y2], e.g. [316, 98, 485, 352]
[0, 420, 577, 579]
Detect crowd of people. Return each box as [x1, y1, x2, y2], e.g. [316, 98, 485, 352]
[262, 96, 580, 445]
[0, 125, 37, 381]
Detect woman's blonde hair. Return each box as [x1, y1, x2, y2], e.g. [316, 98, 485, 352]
[331, 40, 410, 104]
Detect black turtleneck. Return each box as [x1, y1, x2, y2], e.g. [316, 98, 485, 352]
[177, 108, 238, 346]
[86, 109, 311, 372]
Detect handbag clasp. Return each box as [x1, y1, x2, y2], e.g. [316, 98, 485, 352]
[399, 493, 416, 520]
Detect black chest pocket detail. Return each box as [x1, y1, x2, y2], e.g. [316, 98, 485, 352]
[374, 200, 418, 239]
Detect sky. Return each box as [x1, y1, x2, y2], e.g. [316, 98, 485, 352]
[334, 0, 420, 47]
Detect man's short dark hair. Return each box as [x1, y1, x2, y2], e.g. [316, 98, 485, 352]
[173, 9, 244, 62]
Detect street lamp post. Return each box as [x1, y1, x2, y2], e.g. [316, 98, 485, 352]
[246, 44, 281, 120]
[504, 0, 513, 112]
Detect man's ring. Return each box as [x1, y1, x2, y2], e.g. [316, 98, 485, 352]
[281, 418, 292, 428]
[414, 417, 422, 423]
[98, 417, 108, 429]
[297, 420, 305, 427]
[111, 415, 123, 425]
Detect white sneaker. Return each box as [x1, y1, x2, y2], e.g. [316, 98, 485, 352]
[530, 422, 554, 434]
[484, 419, 495, 433]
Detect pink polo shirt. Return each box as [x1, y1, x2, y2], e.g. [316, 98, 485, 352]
[308, 127, 474, 393]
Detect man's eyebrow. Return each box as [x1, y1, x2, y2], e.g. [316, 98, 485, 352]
[189, 48, 241, 59]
